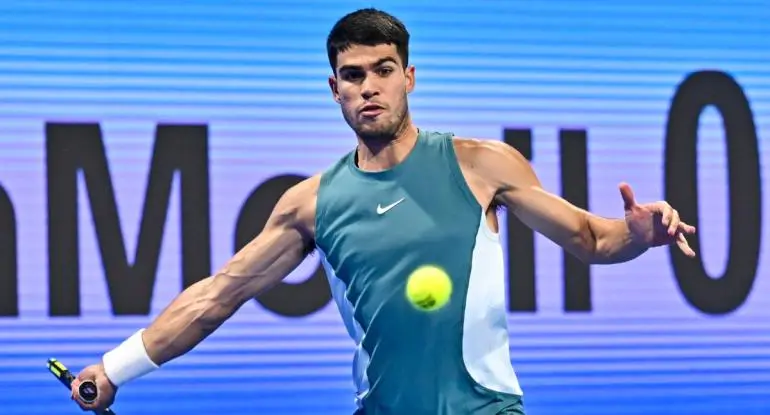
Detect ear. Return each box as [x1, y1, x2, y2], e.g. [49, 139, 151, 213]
[405, 65, 416, 94]
[328, 75, 341, 103]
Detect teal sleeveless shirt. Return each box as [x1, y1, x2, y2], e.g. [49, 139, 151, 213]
[315, 130, 524, 415]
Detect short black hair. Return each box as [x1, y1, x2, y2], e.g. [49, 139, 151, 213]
[326, 8, 410, 72]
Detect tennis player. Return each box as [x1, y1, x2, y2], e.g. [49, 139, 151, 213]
[71, 8, 696, 415]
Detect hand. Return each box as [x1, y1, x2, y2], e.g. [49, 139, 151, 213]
[619, 182, 697, 257]
[70, 362, 117, 412]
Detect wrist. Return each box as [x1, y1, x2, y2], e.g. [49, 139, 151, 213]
[591, 218, 647, 264]
[621, 223, 649, 258]
[624, 221, 649, 250]
[102, 329, 160, 387]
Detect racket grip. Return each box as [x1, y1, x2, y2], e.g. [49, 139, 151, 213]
[78, 380, 99, 403]
[47, 358, 117, 415]
[78, 380, 116, 415]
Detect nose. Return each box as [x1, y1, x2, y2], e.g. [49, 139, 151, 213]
[361, 75, 379, 100]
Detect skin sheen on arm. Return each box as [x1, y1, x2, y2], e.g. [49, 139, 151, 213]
[454, 138, 646, 265]
[141, 175, 320, 365]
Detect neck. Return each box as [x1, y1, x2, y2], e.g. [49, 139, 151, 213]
[355, 122, 419, 172]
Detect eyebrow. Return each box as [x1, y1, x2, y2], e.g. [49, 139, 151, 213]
[338, 57, 399, 73]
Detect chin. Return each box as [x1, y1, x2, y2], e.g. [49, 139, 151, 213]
[357, 128, 397, 142]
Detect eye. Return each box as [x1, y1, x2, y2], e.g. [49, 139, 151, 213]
[376, 67, 394, 76]
[341, 70, 364, 82]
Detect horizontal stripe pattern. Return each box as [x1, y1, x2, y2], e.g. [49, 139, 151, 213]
[0, 1, 768, 414]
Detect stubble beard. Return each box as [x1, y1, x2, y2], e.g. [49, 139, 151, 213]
[345, 98, 409, 143]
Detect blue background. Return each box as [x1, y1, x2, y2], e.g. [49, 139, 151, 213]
[0, 1, 769, 414]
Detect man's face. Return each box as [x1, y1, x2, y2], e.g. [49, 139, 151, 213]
[329, 44, 415, 141]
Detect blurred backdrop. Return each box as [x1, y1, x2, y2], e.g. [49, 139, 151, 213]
[0, 1, 768, 414]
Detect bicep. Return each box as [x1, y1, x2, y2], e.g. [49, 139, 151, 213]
[486, 142, 592, 257]
[209, 185, 316, 308]
[225, 221, 309, 296]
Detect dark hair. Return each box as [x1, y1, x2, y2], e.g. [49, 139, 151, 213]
[326, 8, 410, 72]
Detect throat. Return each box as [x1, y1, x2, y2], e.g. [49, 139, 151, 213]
[356, 126, 419, 172]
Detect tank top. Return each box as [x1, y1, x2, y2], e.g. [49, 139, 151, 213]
[315, 129, 523, 415]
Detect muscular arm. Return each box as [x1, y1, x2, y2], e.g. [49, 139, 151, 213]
[141, 176, 319, 364]
[457, 139, 646, 264]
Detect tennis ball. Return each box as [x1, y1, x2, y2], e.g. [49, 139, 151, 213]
[406, 265, 452, 311]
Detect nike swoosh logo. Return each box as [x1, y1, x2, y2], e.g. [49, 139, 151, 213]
[377, 198, 405, 215]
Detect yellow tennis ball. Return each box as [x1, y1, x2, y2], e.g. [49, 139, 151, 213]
[406, 265, 452, 311]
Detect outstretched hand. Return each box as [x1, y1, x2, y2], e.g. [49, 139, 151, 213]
[619, 182, 697, 257]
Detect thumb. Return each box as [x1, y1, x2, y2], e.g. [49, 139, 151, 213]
[619, 182, 636, 211]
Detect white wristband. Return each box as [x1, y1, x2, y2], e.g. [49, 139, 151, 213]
[102, 329, 160, 387]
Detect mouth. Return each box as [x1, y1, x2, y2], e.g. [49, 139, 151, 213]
[359, 104, 385, 117]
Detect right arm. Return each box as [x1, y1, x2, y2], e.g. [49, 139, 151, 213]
[72, 175, 320, 411]
[141, 175, 318, 364]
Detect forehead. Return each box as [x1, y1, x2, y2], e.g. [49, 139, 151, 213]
[336, 44, 402, 70]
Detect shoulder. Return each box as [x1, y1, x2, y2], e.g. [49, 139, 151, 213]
[451, 136, 532, 180]
[284, 174, 321, 200]
[271, 174, 321, 236]
[280, 147, 354, 224]
[320, 149, 354, 178]
[283, 173, 321, 211]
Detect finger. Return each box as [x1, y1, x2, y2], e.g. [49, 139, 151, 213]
[618, 182, 637, 211]
[659, 204, 673, 227]
[680, 222, 697, 234]
[72, 393, 90, 410]
[676, 237, 692, 256]
[677, 233, 696, 257]
[668, 209, 680, 236]
[74, 395, 97, 412]
[70, 378, 80, 400]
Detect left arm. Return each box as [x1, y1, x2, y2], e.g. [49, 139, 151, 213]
[458, 139, 694, 264]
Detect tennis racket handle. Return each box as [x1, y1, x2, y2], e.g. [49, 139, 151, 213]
[77, 380, 116, 415]
[78, 380, 99, 403]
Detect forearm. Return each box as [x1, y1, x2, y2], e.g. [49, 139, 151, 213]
[586, 214, 648, 264]
[473, 140, 650, 264]
[102, 236, 306, 388]
[142, 223, 309, 364]
[142, 276, 238, 365]
[96, 176, 317, 390]
[100, 275, 247, 387]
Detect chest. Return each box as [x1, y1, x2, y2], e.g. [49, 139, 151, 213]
[317, 180, 477, 280]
